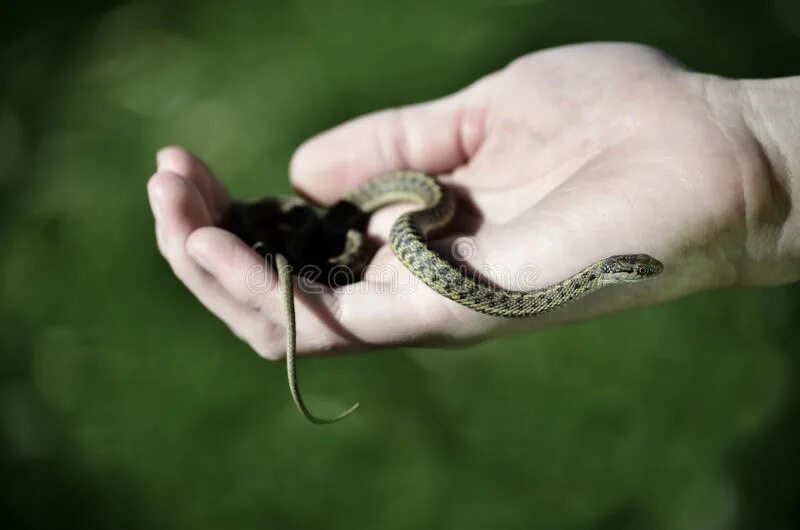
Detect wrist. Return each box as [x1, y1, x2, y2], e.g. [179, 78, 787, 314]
[739, 76, 800, 285]
[704, 74, 800, 287]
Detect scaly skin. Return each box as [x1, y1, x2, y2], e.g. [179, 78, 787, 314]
[274, 171, 663, 423]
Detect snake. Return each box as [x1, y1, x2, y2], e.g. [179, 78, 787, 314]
[226, 171, 664, 424]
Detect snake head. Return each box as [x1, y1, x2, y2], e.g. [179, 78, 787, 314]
[601, 254, 664, 283]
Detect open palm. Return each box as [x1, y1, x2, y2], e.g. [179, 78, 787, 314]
[148, 43, 764, 359]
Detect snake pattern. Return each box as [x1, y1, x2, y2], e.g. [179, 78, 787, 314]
[234, 171, 664, 424]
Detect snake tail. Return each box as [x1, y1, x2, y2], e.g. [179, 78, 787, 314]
[277, 253, 360, 425]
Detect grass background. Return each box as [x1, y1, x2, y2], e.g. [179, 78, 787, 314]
[1, 0, 799, 528]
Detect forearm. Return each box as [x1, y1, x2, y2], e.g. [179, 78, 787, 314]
[740, 76, 800, 285]
[707, 75, 800, 286]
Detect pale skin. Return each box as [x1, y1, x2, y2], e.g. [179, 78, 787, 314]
[147, 43, 800, 360]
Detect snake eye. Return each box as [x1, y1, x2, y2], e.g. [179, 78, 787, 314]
[637, 266, 647, 275]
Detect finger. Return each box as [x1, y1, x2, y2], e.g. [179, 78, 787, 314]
[290, 78, 494, 204]
[185, 226, 285, 315]
[183, 226, 438, 356]
[186, 227, 321, 360]
[156, 145, 231, 223]
[148, 170, 212, 241]
[148, 171, 262, 338]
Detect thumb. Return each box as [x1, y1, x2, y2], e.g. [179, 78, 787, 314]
[289, 79, 492, 204]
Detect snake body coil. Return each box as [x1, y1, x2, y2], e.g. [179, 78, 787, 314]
[231, 171, 664, 424]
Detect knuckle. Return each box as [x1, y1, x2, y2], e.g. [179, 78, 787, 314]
[376, 108, 406, 169]
[244, 319, 285, 361]
[168, 260, 192, 283]
[253, 338, 284, 362]
[239, 288, 265, 312]
[155, 225, 168, 257]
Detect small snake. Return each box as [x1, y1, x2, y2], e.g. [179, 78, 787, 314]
[227, 171, 664, 424]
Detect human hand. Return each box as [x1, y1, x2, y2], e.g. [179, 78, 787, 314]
[147, 42, 795, 359]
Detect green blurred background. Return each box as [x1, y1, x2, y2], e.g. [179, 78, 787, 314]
[2, 0, 799, 528]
